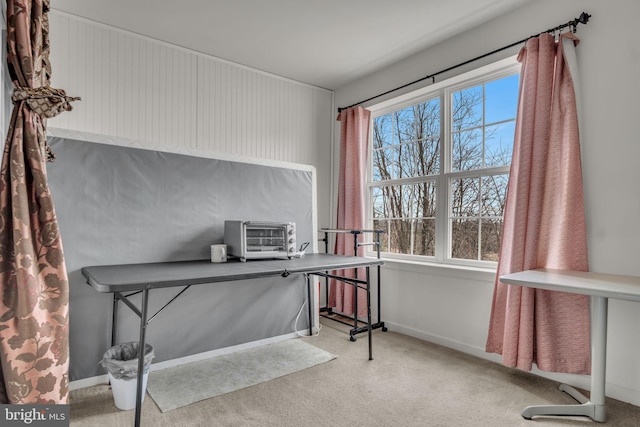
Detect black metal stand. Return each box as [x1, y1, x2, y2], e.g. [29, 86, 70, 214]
[319, 228, 387, 341]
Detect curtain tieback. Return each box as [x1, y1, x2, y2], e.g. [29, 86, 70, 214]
[12, 86, 81, 119]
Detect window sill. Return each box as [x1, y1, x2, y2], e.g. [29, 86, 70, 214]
[373, 256, 497, 282]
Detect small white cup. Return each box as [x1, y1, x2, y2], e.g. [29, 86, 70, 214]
[211, 244, 227, 263]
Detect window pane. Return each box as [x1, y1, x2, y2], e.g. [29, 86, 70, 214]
[420, 138, 440, 175]
[451, 219, 478, 260]
[395, 107, 415, 144]
[485, 74, 519, 124]
[373, 219, 390, 252]
[452, 85, 482, 131]
[416, 181, 437, 219]
[413, 219, 435, 256]
[388, 219, 413, 254]
[481, 218, 502, 261]
[452, 128, 482, 171]
[485, 121, 515, 167]
[390, 138, 441, 178]
[373, 114, 396, 181]
[372, 187, 387, 219]
[373, 114, 393, 149]
[393, 144, 409, 179]
[398, 141, 419, 178]
[417, 98, 441, 138]
[371, 182, 436, 256]
[415, 99, 441, 176]
[374, 184, 416, 220]
[396, 101, 441, 143]
[373, 98, 441, 181]
[481, 174, 508, 217]
[372, 147, 397, 181]
[451, 177, 479, 217]
[399, 183, 417, 218]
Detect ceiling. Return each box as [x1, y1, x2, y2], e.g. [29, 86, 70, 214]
[50, 0, 534, 90]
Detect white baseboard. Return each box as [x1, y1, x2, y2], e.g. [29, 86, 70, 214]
[383, 321, 501, 362]
[69, 374, 109, 391]
[70, 331, 306, 391]
[384, 321, 640, 407]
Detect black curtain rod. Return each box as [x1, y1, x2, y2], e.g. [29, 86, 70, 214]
[337, 11, 591, 113]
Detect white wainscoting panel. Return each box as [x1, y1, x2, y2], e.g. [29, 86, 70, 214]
[46, 10, 333, 167]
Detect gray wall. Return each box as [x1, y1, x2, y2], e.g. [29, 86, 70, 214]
[47, 136, 316, 380]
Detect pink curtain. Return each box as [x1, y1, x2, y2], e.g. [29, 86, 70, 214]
[0, 0, 79, 403]
[485, 33, 590, 374]
[329, 106, 371, 318]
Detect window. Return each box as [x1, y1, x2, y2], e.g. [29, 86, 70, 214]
[368, 59, 520, 267]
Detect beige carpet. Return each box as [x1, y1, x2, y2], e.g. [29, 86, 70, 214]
[69, 320, 640, 426]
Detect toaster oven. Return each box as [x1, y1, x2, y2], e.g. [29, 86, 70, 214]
[224, 220, 296, 262]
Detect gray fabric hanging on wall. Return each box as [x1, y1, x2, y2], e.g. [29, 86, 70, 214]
[47, 136, 315, 380]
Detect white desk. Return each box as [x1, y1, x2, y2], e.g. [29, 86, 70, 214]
[500, 268, 640, 422]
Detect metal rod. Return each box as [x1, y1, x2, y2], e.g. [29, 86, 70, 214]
[306, 274, 313, 336]
[147, 285, 191, 324]
[591, 296, 608, 409]
[357, 242, 379, 247]
[324, 231, 329, 313]
[320, 228, 364, 234]
[337, 11, 591, 112]
[134, 288, 149, 427]
[353, 232, 359, 327]
[313, 271, 368, 286]
[366, 266, 372, 360]
[375, 230, 383, 326]
[319, 312, 385, 333]
[114, 291, 142, 318]
[111, 294, 118, 347]
[123, 290, 143, 298]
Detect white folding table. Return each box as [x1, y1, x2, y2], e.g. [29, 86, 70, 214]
[500, 268, 640, 422]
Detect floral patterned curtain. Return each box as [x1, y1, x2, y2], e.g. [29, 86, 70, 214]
[0, 0, 79, 404]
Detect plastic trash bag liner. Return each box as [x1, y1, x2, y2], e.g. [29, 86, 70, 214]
[101, 342, 154, 380]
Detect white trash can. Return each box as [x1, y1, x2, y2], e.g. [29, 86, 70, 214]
[101, 342, 154, 411]
[107, 371, 149, 410]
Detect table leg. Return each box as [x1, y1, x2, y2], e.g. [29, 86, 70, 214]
[366, 267, 372, 361]
[590, 295, 608, 420]
[521, 296, 607, 422]
[111, 294, 119, 347]
[306, 274, 313, 336]
[134, 288, 150, 427]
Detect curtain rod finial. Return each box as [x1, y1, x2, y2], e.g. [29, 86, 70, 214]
[578, 12, 591, 25]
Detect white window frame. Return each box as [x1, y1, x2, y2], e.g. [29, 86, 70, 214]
[366, 57, 520, 268]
